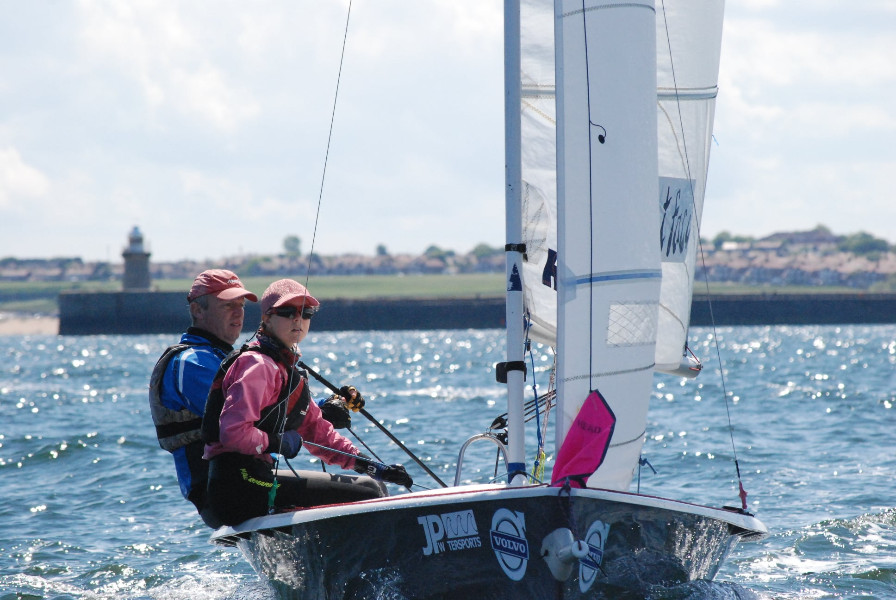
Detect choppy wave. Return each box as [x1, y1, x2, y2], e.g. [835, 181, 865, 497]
[2, 326, 896, 598]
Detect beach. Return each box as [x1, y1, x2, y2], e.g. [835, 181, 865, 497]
[0, 314, 59, 336]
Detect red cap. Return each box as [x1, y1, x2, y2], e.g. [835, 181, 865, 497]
[187, 269, 258, 303]
[261, 279, 320, 314]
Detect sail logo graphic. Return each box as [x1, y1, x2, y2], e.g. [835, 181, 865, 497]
[507, 264, 523, 292]
[490, 509, 529, 581]
[658, 177, 695, 263]
[542, 248, 558, 290]
[417, 510, 481, 556]
[578, 520, 611, 592]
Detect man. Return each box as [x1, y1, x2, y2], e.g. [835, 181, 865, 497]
[148, 269, 257, 528]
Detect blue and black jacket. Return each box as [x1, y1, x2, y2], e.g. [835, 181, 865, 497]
[148, 328, 233, 509]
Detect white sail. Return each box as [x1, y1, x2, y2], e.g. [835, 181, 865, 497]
[521, 0, 723, 367]
[554, 0, 659, 491]
[520, 0, 558, 346]
[521, 0, 725, 490]
[655, 1, 725, 375]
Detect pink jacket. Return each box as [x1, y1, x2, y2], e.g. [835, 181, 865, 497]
[203, 350, 359, 470]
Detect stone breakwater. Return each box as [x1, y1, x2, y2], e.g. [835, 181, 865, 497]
[689, 293, 896, 326]
[57, 291, 896, 335]
[58, 291, 507, 335]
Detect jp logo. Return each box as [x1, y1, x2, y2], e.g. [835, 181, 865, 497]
[417, 510, 481, 556]
[579, 520, 610, 592]
[490, 509, 529, 581]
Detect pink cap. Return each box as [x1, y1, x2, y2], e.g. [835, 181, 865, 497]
[187, 269, 258, 302]
[261, 279, 320, 314]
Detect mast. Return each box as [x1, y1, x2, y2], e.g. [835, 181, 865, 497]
[503, 0, 527, 484]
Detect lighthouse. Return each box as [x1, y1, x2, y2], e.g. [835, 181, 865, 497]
[122, 226, 151, 290]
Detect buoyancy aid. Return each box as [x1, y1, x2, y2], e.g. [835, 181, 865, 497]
[149, 343, 204, 452]
[201, 342, 311, 445]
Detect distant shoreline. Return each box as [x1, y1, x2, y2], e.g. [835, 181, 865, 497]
[0, 313, 59, 336]
[8, 290, 896, 337]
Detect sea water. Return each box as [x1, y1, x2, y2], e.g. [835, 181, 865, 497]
[1, 325, 895, 599]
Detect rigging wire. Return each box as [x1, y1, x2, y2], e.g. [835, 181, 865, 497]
[301, 0, 353, 288]
[264, 0, 354, 510]
[659, 0, 749, 512]
[489, 389, 556, 430]
[579, 0, 597, 391]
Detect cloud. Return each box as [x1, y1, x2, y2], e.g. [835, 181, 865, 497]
[76, 1, 261, 133]
[1, 1, 895, 261]
[707, 1, 896, 243]
[0, 147, 50, 209]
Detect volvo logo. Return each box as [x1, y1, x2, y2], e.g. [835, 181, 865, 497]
[490, 509, 529, 581]
[579, 520, 610, 592]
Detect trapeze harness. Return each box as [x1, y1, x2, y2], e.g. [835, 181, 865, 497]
[201, 343, 312, 449]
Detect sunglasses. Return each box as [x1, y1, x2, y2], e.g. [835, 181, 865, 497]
[269, 305, 319, 320]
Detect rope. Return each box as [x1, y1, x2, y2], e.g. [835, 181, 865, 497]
[269, 357, 303, 512]
[347, 425, 384, 464]
[524, 317, 547, 482]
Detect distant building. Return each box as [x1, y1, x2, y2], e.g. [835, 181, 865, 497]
[760, 227, 840, 252]
[122, 226, 151, 290]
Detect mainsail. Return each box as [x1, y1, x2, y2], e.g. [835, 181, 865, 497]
[553, 0, 659, 491]
[520, 0, 726, 490]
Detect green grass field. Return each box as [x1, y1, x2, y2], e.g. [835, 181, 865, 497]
[0, 274, 506, 314]
[0, 273, 870, 315]
[152, 273, 506, 299]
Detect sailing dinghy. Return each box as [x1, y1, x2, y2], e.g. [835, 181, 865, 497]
[210, 1, 767, 597]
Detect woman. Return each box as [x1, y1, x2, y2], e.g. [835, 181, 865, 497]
[202, 278, 412, 526]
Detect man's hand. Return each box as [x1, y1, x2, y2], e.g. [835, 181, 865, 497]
[339, 386, 365, 412]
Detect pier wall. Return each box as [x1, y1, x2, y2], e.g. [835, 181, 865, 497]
[58, 291, 506, 335]
[688, 293, 896, 326]
[58, 291, 896, 335]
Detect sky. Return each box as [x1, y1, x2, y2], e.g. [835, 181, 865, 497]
[0, 1, 894, 263]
